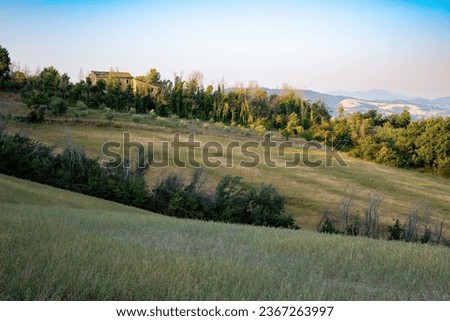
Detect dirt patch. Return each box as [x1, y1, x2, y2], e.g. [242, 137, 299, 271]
[0, 92, 28, 116]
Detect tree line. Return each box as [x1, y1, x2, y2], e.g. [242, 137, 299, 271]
[1, 44, 448, 177]
[319, 188, 447, 246]
[332, 110, 449, 177]
[0, 117, 297, 229]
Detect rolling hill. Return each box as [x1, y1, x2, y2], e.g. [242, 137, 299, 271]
[258, 88, 450, 118]
[1, 92, 450, 300]
[1, 173, 449, 300]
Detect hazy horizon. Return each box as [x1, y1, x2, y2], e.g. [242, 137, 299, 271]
[1, 0, 449, 99]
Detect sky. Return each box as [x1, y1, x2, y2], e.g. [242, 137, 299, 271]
[1, 0, 449, 98]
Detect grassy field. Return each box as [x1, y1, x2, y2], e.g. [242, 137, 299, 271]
[5, 105, 450, 233]
[1, 173, 449, 300]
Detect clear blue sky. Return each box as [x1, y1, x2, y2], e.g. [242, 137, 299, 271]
[1, 0, 449, 98]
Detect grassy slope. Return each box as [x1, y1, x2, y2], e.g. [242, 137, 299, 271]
[1, 174, 449, 300]
[9, 117, 450, 232]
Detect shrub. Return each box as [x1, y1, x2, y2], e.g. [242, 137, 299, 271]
[0, 134, 55, 183]
[251, 184, 297, 228]
[148, 110, 157, 120]
[0, 133, 296, 230]
[150, 169, 211, 220]
[49, 97, 67, 116]
[319, 213, 341, 234]
[105, 111, 115, 122]
[387, 219, 403, 240]
[75, 111, 89, 118]
[149, 171, 296, 228]
[179, 119, 188, 128]
[0, 133, 151, 208]
[0, 116, 8, 140]
[213, 175, 297, 228]
[76, 100, 88, 110]
[254, 125, 266, 136]
[214, 122, 225, 130]
[27, 105, 46, 123]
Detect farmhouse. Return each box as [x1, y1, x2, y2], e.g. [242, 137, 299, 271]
[88, 71, 158, 95]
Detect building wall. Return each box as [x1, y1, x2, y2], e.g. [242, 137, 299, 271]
[89, 71, 157, 94]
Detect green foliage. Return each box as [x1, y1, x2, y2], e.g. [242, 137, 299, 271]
[105, 110, 115, 122]
[0, 132, 295, 229]
[0, 45, 11, 88]
[145, 68, 161, 85]
[331, 119, 353, 150]
[336, 111, 449, 177]
[76, 100, 88, 110]
[213, 175, 297, 228]
[319, 217, 341, 234]
[4, 43, 446, 178]
[387, 219, 403, 240]
[151, 169, 211, 220]
[49, 97, 68, 115]
[251, 184, 298, 228]
[151, 171, 296, 228]
[0, 134, 54, 181]
[27, 105, 46, 123]
[387, 110, 411, 128]
[0, 133, 151, 208]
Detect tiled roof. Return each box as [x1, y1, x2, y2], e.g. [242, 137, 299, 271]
[91, 71, 133, 78]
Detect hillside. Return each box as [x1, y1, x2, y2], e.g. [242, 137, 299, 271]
[1, 173, 449, 300]
[257, 88, 450, 118]
[7, 112, 450, 234]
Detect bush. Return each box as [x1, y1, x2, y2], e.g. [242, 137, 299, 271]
[0, 133, 296, 230]
[27, 105, 46, 123]
[319, 213, 341, 234]
[387, 219, 403, 240]
[75, 111, 89, 118]
[151, 169, 211, 220]
[0, 133, 151, 208]
[179, 119, 188, 128]
[254, 125, 266, 136]
[0, 134, 55, 183]
[0, 116, 8, 140]
[213, 175, 297, 228]
[105, 111, 115, 122]
[76, 101, 88, 110]
[148, 110, 157, 120]
[150, 171, 296, 228]
[49, 97, 67, 116]
[214, 122, 225, 130]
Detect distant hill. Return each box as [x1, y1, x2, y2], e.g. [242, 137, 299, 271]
[227, 87, 450, 118]
[306, 90, 450, 118]
[327, 89, 407, 101]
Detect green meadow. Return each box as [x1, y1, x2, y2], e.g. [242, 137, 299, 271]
[1, 174, 449, 300]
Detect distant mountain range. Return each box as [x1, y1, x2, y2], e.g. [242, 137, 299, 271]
[327, 89, 408, 101]
[262, 88, 450, 119]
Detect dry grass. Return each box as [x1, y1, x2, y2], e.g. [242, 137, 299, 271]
[5, 104, 450, 233]
[1, 174, 449, 300]
[0, 92, 28, 117]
